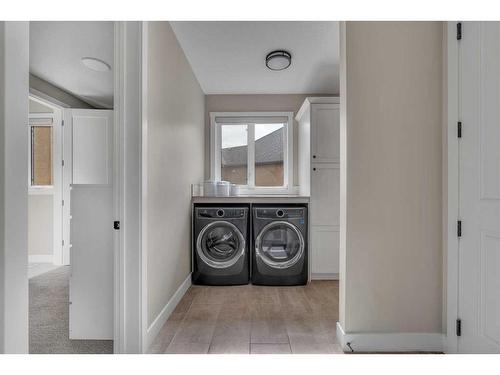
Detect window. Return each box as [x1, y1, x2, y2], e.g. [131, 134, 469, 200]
[211, 112, 293, 194]
[29, 117, 54, 188]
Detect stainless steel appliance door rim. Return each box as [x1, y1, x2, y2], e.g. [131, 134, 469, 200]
[196, 220, 246, 269]
[255, 220, 305, 270]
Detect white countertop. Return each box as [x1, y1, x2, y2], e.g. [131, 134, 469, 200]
[192, 195, 310, 204]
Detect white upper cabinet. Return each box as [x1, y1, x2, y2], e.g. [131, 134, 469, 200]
[311, 103, 340, 163]
[71, 110, 113, 185]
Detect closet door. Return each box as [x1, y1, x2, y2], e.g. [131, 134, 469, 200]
[310, 164, 340, 227]
[311, 103, 340, 163]
[310, 164, 340, 278]
[457, 22, 500, 353]
[64, 109, 114, 340]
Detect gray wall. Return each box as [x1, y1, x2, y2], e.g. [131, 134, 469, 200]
[30, 74, 94, 109]
[146, 22, 205, 326]
[340, 21, 443, 334]
[29, 98, 53, 113]
[0, 21, 5, 354]
[205, 94, 335, 185]
[0, 21, 29, 353]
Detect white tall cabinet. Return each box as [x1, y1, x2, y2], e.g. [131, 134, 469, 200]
[297, 97, 340, 280]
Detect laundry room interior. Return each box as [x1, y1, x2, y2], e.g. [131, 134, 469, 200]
[3, 18, 459, 356]
[146, 21, 341, 354]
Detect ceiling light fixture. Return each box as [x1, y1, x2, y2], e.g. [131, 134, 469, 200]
[81, 57, 111, 72]
[265, 50, 292, 71]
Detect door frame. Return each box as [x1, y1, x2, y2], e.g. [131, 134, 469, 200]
[28, 94, 66, 266]
[114, 21, 144, 354]
[445, 21, 460, 354]
[1, 21, 144, 354]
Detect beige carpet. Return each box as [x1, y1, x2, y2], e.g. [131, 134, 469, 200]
[29, 266, 113, 354]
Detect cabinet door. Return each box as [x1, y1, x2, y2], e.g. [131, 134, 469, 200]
[72, 111, 113, 185]
[311, 226, 339, 277]
[311, 164, 340, 226]
[64, 109, 114, 340]
[311, 103, 340, 163]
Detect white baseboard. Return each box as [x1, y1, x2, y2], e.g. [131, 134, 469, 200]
[29, 254, 54, 263]
[144, 273, 192, 353]
[336, 322, 444, 353]
[311, 273, 339, 280]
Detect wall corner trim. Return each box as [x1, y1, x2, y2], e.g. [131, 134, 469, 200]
[336, 322, 445, 353]
[144, 274, 192, 353]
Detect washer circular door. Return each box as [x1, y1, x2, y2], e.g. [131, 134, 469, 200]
[255, 221, 305, 269]
[197, 221, 245, 269]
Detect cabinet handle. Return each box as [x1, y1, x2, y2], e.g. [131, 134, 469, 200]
[313, 155, 316, 159]
[313, 168, 316, 171]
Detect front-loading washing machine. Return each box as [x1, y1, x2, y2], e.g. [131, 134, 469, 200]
[252, 205, 308, 286]
[192, 205, 249, 285]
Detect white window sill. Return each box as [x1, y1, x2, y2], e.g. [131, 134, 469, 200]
[236, 186, 299, 196]
[29, 186, 54, 195]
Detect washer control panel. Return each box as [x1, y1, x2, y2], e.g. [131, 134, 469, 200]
[196, 207, 247, 219]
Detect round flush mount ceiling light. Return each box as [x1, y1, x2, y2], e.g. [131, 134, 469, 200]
[81, 57, 111, 72]
[265, 50, 292, 71]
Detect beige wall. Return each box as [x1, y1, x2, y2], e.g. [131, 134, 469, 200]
[205, 94, 335, 185]
[146, 22, 205, 326]
[28, 195, 53, 257]
[340, 22, 443, 333]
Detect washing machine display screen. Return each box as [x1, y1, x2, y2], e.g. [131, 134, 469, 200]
[259, 224, 302, 264]
[202, 224, 241, 261]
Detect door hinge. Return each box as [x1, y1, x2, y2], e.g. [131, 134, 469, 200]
[62, 199, 65, 206]
[457, 22, 462, 40]
[457, 121, 462, 138]
[62, 159, 65, 167]
[62, 239, 65, 246]
[113, 221, 120, 230]
[62, 120, 65, 127]
[457, 220, 462, 237]
[456, 318, 462, 336]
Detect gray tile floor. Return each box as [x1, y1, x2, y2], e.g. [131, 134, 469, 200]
[149, 281, 342, 354]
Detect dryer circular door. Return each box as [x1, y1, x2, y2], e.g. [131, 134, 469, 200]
[196, 221, 246, 269]
[255, 221, 305, 269]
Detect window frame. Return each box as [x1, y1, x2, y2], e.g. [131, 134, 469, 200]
[210, 111, 295, 195]
[28, 114, 55, 194]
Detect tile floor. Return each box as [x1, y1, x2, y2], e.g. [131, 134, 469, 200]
[149, 280, 342, 354]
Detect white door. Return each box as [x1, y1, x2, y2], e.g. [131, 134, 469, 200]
[311, 103, 340, 163]
[311, 227, 339, 279]
[64, 109, 114, 340]
[310, 164, 340, 278]
[458, 22, 500, 353]
[311, 164, 340, 226]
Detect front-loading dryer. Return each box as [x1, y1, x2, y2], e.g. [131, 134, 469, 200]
[192, 205, 249, 285]
[252, 205, 308, 286]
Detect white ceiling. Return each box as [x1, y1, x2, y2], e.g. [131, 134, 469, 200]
[30, 22, 114, 108]
[170, 21, 339, 95]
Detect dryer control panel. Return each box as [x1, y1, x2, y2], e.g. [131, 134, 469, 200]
[254, 207, 306, 219]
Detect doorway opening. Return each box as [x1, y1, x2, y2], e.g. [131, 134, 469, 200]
[145, 21, 341, 354]
[27, 95, 64, 278]
[28, 21, 115, 354]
